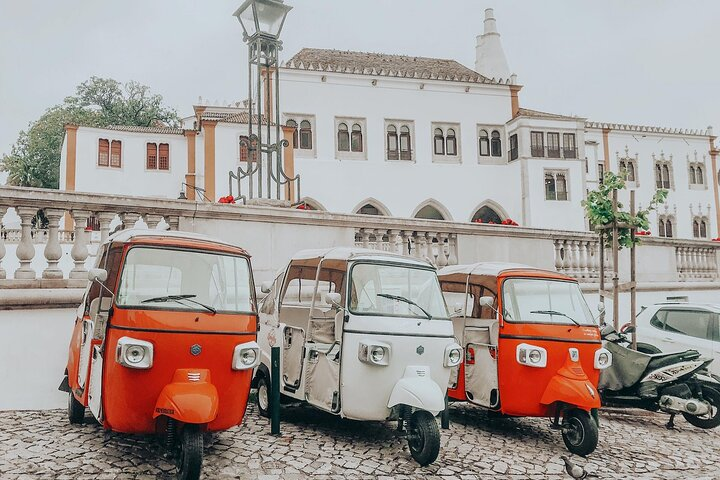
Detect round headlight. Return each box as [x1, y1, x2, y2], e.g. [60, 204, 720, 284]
[370, 346, 385, 363]
[125, 345, 146, 364]
[598, 352, 609, 366]
[448, 348, 461, 365]
[528, 349, 542, 364]
[241, 348, 257, 366]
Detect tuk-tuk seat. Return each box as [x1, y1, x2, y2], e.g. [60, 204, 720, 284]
[464, 318, 499, 346]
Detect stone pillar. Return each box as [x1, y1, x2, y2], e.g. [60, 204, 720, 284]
[121, 212, 141, 230]
[144, 214, 163, 230]
[42, 209, 65, 279]
[14, 207, 37, 280]
[69, 210, 91, 280]
[97, 212, 116, 243]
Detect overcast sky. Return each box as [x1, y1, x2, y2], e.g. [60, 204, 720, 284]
[1, 0, 718, 177]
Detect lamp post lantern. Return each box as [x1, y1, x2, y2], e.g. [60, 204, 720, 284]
[230, 0, 299, 203]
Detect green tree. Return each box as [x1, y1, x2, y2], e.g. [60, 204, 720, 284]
[1, 77, 180, 189]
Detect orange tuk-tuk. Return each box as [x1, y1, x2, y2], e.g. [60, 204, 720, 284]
[438, 263, 611, 456]
[59, 229, 259, 480]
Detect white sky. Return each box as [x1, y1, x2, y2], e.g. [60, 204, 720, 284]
[1, 0, 718, 179]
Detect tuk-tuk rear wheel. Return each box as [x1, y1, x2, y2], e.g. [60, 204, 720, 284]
[407, 410, 440, 466]
[256, 376, 271, 418]
[67, 391, 84, 424]
[176, 424, 203, 480]
[561, 409, 598, 457]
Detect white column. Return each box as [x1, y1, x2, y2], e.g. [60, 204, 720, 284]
[97, 212, 116, 244]
[42, 209, 65, 279]
[14, 207, 37, 279]
[69, 210, 91, 280]
[436, 233, 449, 267]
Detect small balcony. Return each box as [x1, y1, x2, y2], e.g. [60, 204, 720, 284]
[530, 146, 579, 159]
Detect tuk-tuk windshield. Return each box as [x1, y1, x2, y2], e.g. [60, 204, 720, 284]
[349, 263, 448, 319]
[116, 247, 254, 314]
[502, 278, 595, 326]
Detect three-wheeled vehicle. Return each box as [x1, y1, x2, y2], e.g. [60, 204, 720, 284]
[59, 229, 260, 480]
[438, 263, 612, 456]
[254, 248, 461, 466]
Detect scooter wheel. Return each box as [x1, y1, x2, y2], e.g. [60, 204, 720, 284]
[256, 376, 272, 419]
[561, 409, 598, 457]
[67, 391, 85, 424]
[682, 386, 720, 429]
[407, 410, 440, 466]
[176, 424, 203, 480]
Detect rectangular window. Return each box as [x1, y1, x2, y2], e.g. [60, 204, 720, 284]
[110, 140, 122, 168]
[158, 143, 169, 170]
[509, 134, 518, 161]
[98, 139, 109, 167]
[545, 170, 569, 201]
[146, 143, 157, 169]
[547, 132, 560, 158]
[597, 163, 605, 181]
[563, 133, 577, 158]
[531, 131, 544, 157]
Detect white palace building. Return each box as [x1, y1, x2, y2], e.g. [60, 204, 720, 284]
[59, 9, 719, 240]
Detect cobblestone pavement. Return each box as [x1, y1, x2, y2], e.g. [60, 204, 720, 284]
[1, 400, 719, 479]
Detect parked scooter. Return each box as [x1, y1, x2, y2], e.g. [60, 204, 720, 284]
[599, 323, 720, 429]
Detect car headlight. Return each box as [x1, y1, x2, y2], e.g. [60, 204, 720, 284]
[516, 343, 547, 368]
[358, 341, 390, 366]
[444, 343, 463, 367]
[116, 337, 153, 369]
[232, 342, 261, 370]
[594, 347, 612, 369]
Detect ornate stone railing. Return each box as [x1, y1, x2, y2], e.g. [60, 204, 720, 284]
[677, 245, 719, 281]
[355, 228, 458, 267]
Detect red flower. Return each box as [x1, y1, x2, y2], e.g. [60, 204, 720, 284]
[712, 237, 720, 242]
[296, 203, 308, 210]
[217, 195, 236, 204]
[472, 218, 483, 223]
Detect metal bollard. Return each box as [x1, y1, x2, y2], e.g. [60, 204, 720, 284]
[441, 393, 450, 429]
[271, 346, 281, 435]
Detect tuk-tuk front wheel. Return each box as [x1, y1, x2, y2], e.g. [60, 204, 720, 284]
[407, 410, 440, 466]
[561, 408, 598, 456]
[176, 424, 203, 480]
[67, 391, 84, 424]
[256, 376, 271, 419]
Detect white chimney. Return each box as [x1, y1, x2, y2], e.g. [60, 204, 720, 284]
[475, 8, 511, 81]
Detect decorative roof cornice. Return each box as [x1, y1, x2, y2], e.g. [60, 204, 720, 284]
[585, 122, 711, 137]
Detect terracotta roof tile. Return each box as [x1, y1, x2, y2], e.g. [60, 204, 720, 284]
[200, 111, 273, 125]
[284, 48, 505, 84]
[105, 125, 185, 135]
[516, 108, 584, 121]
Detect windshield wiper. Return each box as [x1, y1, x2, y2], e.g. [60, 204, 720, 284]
[377, 293, 432, 320]
[530, 310, 580, 326]
[141, 294, 217, 315]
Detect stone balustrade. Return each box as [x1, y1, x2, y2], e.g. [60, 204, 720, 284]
[1, 185, 719, 291]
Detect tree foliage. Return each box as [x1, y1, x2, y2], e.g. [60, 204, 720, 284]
[582, 172, 668, 249]
[1, 77, 180, 189]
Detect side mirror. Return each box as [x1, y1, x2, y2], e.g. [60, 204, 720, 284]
[88, 268, 108, 283]
[325, 292, 343, 309]
[479, 296, 494, 308]
[260, 281, 272, 294]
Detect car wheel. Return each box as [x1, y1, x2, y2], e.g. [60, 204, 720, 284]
[68, 391, 85, 424]
[256, 375, 271, 418]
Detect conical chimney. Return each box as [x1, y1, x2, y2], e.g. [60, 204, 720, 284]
[475, 8, 511, 81]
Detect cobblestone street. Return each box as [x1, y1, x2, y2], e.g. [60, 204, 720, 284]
[1, 400, 719, 480]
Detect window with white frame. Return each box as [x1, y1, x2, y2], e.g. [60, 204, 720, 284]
[335, 117, 366, 160]
[692, 216, 709, 238]
[654, 152, 673, 189]
[283, 114, 315, 157]
[658, 215, 675, 238]
[688, 154, 706, 188]
[618, 159, 637, 183]
[545, 170, 569, 201]
[385, 120, 414, 161]
[432, 123, 461, 162]
[478, 126, 503, 161]
[98, 138, 122, 168]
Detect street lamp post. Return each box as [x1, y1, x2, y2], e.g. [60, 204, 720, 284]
[232, 0, 299, 202]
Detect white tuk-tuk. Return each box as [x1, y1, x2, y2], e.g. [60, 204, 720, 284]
[254, 247, 461, 465]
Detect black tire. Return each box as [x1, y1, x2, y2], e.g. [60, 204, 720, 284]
[636, 342, 662, 354]
[176, 424, 203, 480]
[561, 409, 599, 457]
[407, 410, 440, 466]
[683, 386, 720, 429]
[68, 391, 85, 424]
[256, 375, 271, 418]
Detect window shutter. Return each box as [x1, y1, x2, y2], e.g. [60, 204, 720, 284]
[158, 143, 169, 170]
[110, 140, 122, 167]
[98, 139, 109, 166]
[146, 143, 157, 169]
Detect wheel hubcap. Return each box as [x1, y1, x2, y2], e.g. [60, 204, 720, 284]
[564, 417, 584, 446]
[259, 384, 269, 411]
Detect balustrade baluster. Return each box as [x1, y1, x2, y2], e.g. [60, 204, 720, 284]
[42, 209, 65, 279]
[553, 240, 563, 272]
[416, 233, 428, 261]
[14, 207, 37, 279]
[144, 214, 163, 230]
[360, 228, 370, 249]
[570, 240, 580, 278]
[121, 212, 141, 230]
[427, 232, 438, 265]
[447, 234, 458, 265]
[166, 216, 180, 231]
[69, 210, 91, 279]
[436, 233, 449, 267]
[388, 230, 401, 255]
[400, 231, 411, 256]
[97, 212, 116, 243]
[372, 229, 383, 251]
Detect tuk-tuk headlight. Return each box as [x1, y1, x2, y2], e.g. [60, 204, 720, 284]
[232, 341, 261, 370]
[594, 347, 613, 369]
[444, 343, 463, 367]
[116, 337, 153, 369]
[516, 343, 547, 368]
[358, 341, 390, 366]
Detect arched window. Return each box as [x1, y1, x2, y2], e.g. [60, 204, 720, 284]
[446, 128, 457, 156]
[415, 205, 445, 220]
[399, 125, 411, 160]
[693, 220, 700, 238]
[337, 123, 349, 152]
[655, 164, 663, 188]
[697, 166, 704, 185]
[98, 139, 109, 167]
[665, 218, 673, 238]
[357, 204, 382, 216]
[110, 140, 122, 168]
[491, 130, 501, 157]
[627, 162, 635, 182]
[689, 166, 697, 184]
[158, 143, 169, 170]
[478, 130, 490, 156]
[471, 206, 502, 224]
[659, 219, 666, 237]
[351, 123, 363, 152]
[387, 125, 398, 160]
[146, 143, 157, 169]
[662, 165, 670, 188]
[299, 120, 312, 149]
[700, 220, 707, 238]
[556, 173, 568, 200]
[286, 119, 298, 149]
[434, 128, 445, 155]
